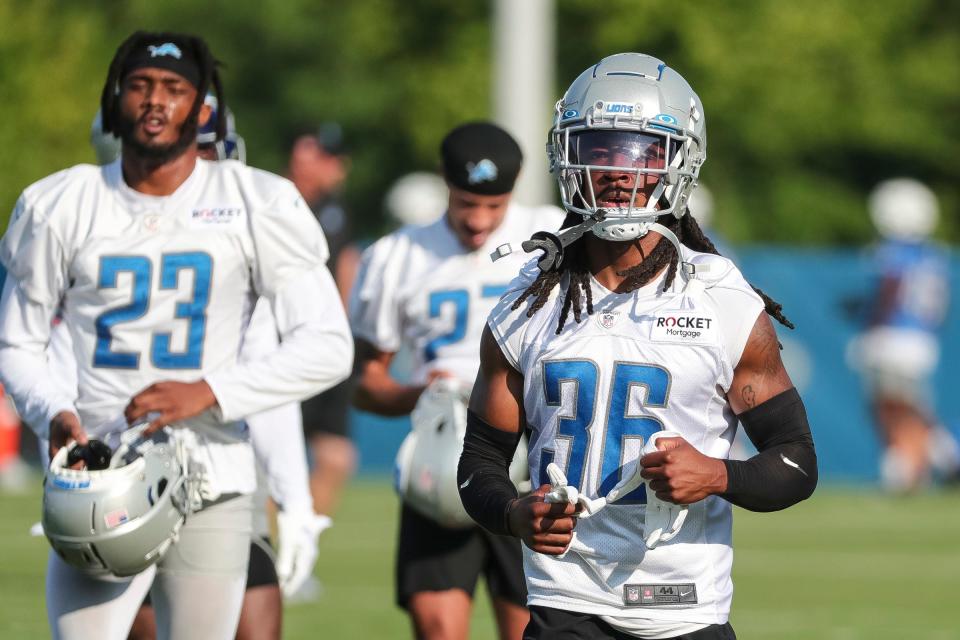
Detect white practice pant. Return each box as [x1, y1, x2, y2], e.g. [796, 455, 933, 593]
[47, 493, 253, 640]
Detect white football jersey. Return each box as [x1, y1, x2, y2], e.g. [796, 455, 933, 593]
[350, 204, 563, 387]
[0, 159, 348, 496]
[488, 247, 764, 625]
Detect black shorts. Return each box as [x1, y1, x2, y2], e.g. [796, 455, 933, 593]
[395, 502, 526, 610]
[301, 378, 354, 438]
[246, 536, 279, 589]
[141, 537, 277, 606]
[524, 606, 736, 640]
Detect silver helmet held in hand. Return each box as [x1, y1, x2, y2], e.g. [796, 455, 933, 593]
[547, 53, 707, 241]
[42, 426, 198, 577]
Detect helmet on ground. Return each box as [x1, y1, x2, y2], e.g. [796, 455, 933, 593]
[197, 93, 246, 163]
[42, 427, 196, 577]
[869, 178, 939, 241]
[548, 53, 706, 241]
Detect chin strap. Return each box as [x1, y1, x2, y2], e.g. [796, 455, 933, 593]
[490, 216, 601, 272]
[491, 215, 711, 292]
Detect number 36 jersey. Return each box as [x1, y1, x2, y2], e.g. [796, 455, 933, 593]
[488, 248, 764, 625]
[350, 204, 563, 387]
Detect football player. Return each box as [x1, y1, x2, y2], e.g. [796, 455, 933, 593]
[856, 178, 957, 492]
[459, 53, 818, 639]
[0, 31, 352, 640]
[105, 98, 324, 640]
[286, 126, 360, 560]
[350, 122, 563, 639]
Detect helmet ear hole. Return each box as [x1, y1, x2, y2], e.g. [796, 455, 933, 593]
[157, 478, 168, 498]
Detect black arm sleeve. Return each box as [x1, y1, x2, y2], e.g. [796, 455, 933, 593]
[721, 387, 818, 512]
[457, 409, 522, 536]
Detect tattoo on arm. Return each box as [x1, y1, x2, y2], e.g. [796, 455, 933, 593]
[741, 385, 756, 409]
[730, 313, 794, 414]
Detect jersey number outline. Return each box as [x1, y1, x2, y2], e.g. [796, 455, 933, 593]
[540, 360, 671, 503]
[424, 284, 509, 362]
[94, 252, 213, 370]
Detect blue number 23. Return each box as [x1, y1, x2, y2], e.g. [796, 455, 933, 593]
[94, 252, 212, 370]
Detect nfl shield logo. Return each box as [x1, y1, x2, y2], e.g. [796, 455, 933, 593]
[626, 586, 640, 603]
[598, 310, 619, 329]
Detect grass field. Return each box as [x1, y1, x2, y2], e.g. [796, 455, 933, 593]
[2, 479, 958, 639]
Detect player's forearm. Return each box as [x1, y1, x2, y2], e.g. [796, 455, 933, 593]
[458, 409, 522, 536]
[721, 388, 818, 512]
[353, 365, 425, 416]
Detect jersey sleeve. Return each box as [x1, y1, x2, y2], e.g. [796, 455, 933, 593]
[0, 193, 69, 308]
[248, 179, 330, 300]
[705, 262, 765, 370]
[348, 234, 407, 353]
[486, 259, 542, 371]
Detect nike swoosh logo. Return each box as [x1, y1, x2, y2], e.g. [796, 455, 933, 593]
[459, 473, 475, 489]
[781, 453, 808, 476]
[680, 589, 693, 598]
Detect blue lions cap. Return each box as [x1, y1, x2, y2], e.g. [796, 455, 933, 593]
[441, 122, 523, 196]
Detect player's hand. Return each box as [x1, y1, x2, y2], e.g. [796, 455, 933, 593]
[49, 411, 87, 466]
[124, 380, 218, 434]
[507, 484, 579, 555]
[276, 510, 332, 599]
[640, 437, 727, 504]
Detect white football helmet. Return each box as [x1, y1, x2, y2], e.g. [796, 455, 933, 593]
[395, 378, 527, 528]
[42, 426, 198, 577]
[869, 178, 939, 241]
[90, 108, 121, 165]
[688, 184, 714, 229]
[548, 53, 707, 241]
[384, 172, 448, 226]
[197, 93, 247, 163]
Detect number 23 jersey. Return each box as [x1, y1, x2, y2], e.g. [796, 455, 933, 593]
[488, 249, 764, 624]
[1, 159, 330, 442]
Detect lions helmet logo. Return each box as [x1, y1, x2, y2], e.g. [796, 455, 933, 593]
[466, 159, 498, 185]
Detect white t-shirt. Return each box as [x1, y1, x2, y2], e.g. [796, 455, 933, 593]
[0, 159, 353, 495]
[350, 203, 564, 387]
[487, 246, 764, 627]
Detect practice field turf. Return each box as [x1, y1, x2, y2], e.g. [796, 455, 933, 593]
[2, 480, 958, 639]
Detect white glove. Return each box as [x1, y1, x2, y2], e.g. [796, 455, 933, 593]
[543, 463, 607, 518]
[604, 430, 689, 550]
[276, 510, 332, 598]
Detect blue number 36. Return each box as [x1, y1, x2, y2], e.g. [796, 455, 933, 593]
[539, 360, 671, 503]
[94, 252, 212, 370]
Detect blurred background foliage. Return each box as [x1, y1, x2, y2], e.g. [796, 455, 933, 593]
[1, 0, 957, 243]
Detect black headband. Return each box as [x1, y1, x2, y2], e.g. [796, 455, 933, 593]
[121, 40, 201, 88]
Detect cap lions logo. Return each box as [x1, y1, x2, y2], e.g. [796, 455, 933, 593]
[148, 43, 182, 59]
[466, 159, 498, 185]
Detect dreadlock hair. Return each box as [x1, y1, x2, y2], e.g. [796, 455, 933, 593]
[512, 209, 794, 334]
[99, 31, 226, 143]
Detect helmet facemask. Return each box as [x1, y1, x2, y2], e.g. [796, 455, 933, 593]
[551, 111, 702, 242]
